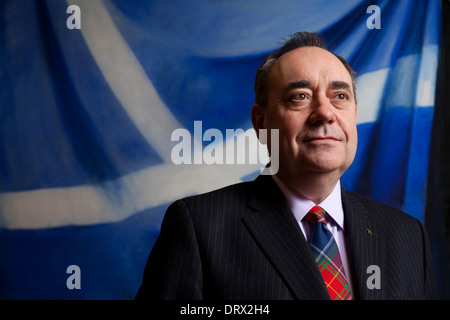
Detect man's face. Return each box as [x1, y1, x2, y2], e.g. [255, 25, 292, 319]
[254, 46, 358, 184]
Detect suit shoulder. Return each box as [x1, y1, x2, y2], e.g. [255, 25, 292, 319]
[174, 179, 253, 211]
[344, 189, 421, 226]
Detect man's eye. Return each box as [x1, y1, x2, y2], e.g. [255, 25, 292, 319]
[335, 93, 347, 100]
[292, 93, 307, 100]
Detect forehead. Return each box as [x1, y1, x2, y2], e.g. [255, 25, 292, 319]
[269, 47, 352, 87]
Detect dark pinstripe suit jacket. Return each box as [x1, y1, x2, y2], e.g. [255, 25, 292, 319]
[136, 174, 438, 300]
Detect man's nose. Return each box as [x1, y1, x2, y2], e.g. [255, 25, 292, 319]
[308, 96, 336, 125]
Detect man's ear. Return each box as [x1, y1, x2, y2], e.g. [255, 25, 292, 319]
[251, 103, 266, 142]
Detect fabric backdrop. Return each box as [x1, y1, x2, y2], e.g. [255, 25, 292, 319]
[0, 0, 443, 299]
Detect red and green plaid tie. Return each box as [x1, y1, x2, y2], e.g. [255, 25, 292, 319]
[306, 206, 353, 300]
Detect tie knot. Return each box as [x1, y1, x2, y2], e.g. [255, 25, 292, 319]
[306, 206, 327, 224]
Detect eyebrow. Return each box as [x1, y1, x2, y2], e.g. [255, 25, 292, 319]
[329, 80, 351, 92]
[286, 80, 352, 92]
[287, 80, 313, 90]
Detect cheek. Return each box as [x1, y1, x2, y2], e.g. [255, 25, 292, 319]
[266, 110, 302, 136]
[345, 125, 358, 162]
[339, 111, 357, 141]
[278, 118, 305, 151]
[348, 115, 358, 142]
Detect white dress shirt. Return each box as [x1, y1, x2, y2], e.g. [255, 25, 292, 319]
[271, 174, 354, 294]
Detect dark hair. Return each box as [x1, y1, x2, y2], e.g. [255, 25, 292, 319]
[254, 32, 357, 106]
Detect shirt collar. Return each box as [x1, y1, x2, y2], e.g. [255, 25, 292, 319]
[271, 174, 345, 230]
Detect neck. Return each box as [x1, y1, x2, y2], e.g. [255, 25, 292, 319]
[275, 170, 340, 204]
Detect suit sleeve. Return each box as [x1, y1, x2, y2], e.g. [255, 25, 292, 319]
[135, 199, 203, 300]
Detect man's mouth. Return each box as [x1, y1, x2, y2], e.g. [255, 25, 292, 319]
[303, 136, 341, 142]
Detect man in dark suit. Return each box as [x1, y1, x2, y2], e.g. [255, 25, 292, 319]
[136, 32, 438, 300]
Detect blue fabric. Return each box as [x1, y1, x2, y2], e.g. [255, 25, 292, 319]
[0, 0, 442, 299]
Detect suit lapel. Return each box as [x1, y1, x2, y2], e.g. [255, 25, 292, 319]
[242, 175, 330, 300]
[342, 188, 387, 300]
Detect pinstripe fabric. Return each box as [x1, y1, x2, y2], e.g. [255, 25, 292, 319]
[342, 189, 439, 300]
[136, 175, 439, 300]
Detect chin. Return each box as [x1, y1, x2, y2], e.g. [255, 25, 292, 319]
[303, 153, 344, 168]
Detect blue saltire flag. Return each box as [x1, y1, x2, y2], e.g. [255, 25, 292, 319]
[0, 0, 443, 299]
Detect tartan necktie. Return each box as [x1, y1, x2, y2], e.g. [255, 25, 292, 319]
[306, 206, 353, 300]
